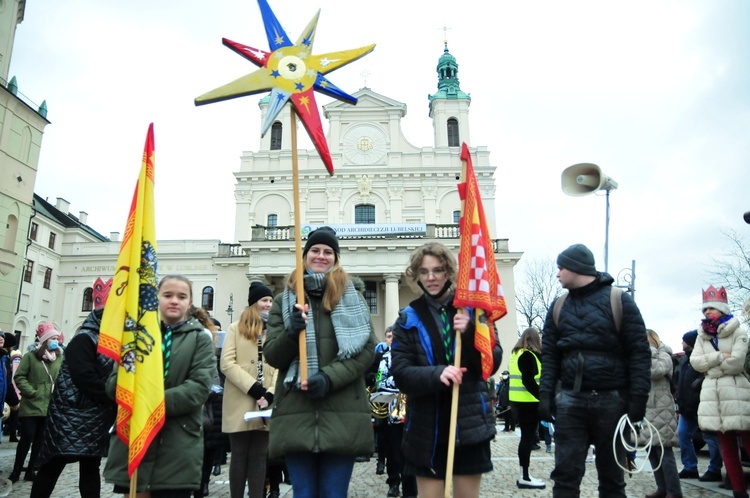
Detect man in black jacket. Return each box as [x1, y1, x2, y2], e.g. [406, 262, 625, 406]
[674, 330, 723, 482]
[539, 244, 650, 497]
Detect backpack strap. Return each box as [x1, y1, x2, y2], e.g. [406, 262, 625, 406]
[610, 286, 623, 333]
[552, 293, 568, 328]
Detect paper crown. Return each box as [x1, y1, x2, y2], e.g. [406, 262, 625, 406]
[36, 321, 61, 344]
[93, 277, 113, 310]
[702, 285, 730, 315]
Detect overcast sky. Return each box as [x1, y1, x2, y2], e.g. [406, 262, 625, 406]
[9, 0, 750, 351]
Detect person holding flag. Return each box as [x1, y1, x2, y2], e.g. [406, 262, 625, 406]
[390, 241, 502, 498]
[104, 275, 215, 496]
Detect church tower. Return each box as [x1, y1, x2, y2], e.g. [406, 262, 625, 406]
[429, 40, 471, 149]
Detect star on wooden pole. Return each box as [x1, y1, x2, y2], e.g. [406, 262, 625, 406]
[195, 0, 375, 175]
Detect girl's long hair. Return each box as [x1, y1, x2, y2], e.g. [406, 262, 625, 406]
[191, 305, 218, 345]
[512, 327, 542, 356]
[286, 258, 349, 312]
[237, 304, 264, 341]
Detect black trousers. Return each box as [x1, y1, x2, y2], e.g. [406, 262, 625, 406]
[30, 456, 101, 498]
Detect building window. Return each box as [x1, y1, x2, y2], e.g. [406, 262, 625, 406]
[43, 267, 52, 289]
[48, 232, 57, 250]
[267, 214, 278, 227]
[363, 281, 377, 314]
[30, 222, 38, 241]
[447, 118, 459, 147]
[202, 286, 214, 311]
[355, 204, 375, 224]
[453, 210, 461, 224]
[82, 287, 94, 312]
[270, 122, 282, 150]
[23, 260, 33, 283]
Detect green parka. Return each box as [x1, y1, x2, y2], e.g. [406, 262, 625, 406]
[264, 281, 377, 459]
[103, 318, 215, 492]
[14, 349, 62, 417]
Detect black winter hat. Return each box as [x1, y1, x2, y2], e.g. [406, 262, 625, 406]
[557, 244, 597, 276]
[682, 330, 698, 348]
[247, 281, 273, 307]
[303, 226, 340, 256]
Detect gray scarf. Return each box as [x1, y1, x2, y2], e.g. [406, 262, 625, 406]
[282, 273, 371, 390]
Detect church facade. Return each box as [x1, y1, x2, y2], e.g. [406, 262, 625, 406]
[13, 43, 523, 363]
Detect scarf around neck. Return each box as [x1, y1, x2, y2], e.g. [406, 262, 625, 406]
[281, 272, 371, 390]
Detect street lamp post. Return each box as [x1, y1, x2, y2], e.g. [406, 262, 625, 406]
[615, 260, 636, 301]
[226, 293, 234, 323]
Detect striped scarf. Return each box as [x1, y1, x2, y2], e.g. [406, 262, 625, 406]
[282, 273, 371, 390]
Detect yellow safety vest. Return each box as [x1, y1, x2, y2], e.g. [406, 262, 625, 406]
[508, 349, 541, 403]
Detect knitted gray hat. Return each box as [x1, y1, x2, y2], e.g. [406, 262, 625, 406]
[557, 244, 597, 276]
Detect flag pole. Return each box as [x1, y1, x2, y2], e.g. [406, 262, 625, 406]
[129, 468, 137, 498]
[444, 153, 469, 498]
[290, 110, 307, 382]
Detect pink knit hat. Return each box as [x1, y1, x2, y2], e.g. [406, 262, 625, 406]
[36, 322, 60, 344]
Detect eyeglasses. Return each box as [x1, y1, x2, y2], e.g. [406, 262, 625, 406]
[418, 267, 446, 278]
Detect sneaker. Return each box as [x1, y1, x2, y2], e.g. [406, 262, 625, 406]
[699, 470, 722, 482]
[387, 485, 400, 497]
[376, 461, 385, 475]
[546, 445, 552, 453]
[678, 469, 699, 479]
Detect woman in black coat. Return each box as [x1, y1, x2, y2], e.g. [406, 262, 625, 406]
[30, 307, 117, 498]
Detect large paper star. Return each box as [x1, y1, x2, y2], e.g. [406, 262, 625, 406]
[195, 0, 375, 175]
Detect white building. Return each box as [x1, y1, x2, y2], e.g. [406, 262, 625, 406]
[14, 42, 523, 367]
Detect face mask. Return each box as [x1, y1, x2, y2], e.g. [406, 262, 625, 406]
[48, 339, 59, 350]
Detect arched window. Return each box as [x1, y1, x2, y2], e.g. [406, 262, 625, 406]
[270, 122, 282, 150]
[3, 214, 18, 252]
[447, 118, 459, 147]
[202, 286, 214, 311]
[355, 204, 375, 224]
[82, 287, 94, 312]
[453, 210, 461, 224]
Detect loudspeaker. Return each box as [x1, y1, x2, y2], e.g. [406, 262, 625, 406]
[561, 163, 618, 196]
[744, 211, 750, 224]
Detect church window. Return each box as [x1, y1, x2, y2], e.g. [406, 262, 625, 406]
[447, 118, 459, 147]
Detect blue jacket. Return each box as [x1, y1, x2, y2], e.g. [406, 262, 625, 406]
[391, 293, 501, 469]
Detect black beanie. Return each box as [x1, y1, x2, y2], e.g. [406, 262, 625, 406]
[557, 244, 597, 276]
[303, 226, 339, 255]
[682, 330, 698, 348]
[247, 281, 273, 307]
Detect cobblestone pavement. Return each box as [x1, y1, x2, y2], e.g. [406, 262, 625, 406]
[0, 426, 732, 497]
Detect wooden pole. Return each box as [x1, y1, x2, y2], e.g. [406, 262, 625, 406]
[129, 468, 137, 498]
[290, 111, 307, 381]
[444, 154, 470, 498]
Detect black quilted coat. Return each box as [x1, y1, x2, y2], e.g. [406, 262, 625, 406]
[391, 292, 502, 469]
[539, 273, 651, 402]
[38, 309, 116, 464]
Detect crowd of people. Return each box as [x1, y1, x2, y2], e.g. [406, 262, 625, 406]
[1, 230, 749, 498]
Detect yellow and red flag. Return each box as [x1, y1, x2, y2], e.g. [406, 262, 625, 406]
[453, 143, 507, 380]
[98, 123, 164, 477]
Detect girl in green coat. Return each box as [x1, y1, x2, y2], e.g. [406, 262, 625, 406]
[265, 227, 377, 498]
[104, 275, 215, 497]
[10, 321, 63, 482]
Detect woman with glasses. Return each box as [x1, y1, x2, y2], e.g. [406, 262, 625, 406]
[391, 242, 502, 498]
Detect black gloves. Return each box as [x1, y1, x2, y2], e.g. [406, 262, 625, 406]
[305, 372, 331, 400]
[627, 394, 648, 423]
[247, 382, 267, 400]
[263, 392, 274, 406]
[287, 307, 307, 341]
[538, 396, 555, 423]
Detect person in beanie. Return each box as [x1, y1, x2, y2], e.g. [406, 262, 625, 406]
[10, 322, 63, 482]
[539, 243, 650, 497]
[265, 226, 377, 498]
[31, 278, 117, 498]
[675, 330, 723, 482]
[690, 285, 750, 498]
[221, 280, 278, 498]
[0, 332, 20, 443]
